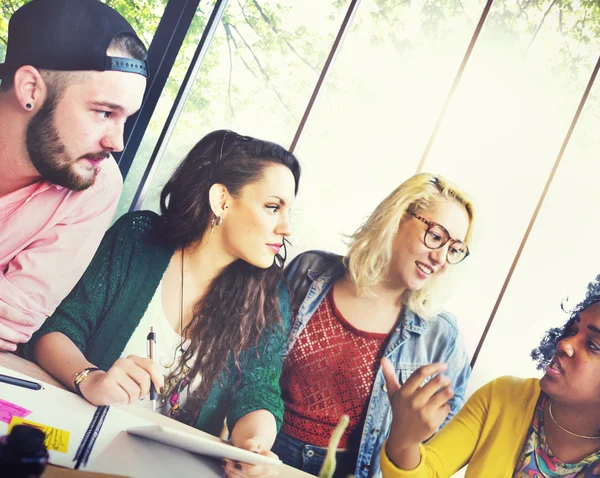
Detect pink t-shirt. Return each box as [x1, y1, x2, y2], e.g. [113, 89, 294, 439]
[0, 157, 123, 339]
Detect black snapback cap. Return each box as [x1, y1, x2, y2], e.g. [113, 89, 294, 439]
[0, 0, 148, 80]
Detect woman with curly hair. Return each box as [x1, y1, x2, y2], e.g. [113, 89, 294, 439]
[380, 275, 600, 477]
[23, 130, 301, 478]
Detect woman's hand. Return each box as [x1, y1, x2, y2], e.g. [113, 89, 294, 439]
[79, 354, 164, 406]
[382, 358, 453, 469]
[222, 438, 279, 477]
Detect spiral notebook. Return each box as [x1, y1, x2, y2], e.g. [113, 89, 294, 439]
[0, 366, 228, 477]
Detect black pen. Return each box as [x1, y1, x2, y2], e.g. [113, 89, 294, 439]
[0, 373, 43, 391]
[147, 326, 157, 411]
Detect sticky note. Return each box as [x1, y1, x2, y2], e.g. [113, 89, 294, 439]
[9, 417, 70, 453]
[0, 399, 31, 424]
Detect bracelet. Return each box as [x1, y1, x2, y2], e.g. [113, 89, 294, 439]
[73, 367, 101, 396]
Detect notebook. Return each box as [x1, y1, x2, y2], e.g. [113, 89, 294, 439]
[0, 366, 263, 477]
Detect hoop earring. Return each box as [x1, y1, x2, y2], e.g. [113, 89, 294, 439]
[216, 215, 223, 226]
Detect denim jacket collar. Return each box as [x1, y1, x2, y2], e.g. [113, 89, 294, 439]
[401, 306, 429, 335]
[306, 261, 428, 335]
[307, 263, 343, 284]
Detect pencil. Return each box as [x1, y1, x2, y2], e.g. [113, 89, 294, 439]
[0, 373, 43, 391]
[147, 326, 157, 411]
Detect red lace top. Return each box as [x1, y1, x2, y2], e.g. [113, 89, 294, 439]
[280, 289, 389, 448]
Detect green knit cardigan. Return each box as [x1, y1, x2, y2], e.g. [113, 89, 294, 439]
[23, 211, 291, 436]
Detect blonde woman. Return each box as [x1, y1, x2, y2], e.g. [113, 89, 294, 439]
[272, 173, 476, 478]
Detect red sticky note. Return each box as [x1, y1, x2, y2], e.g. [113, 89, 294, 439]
[0, 399, 31, 424]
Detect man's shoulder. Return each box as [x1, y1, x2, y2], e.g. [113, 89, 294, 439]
[71, 156, 122, 204]
[100, 156, 123, 181]
[91, 156, 123, 197]
[58, 157, 123, 216]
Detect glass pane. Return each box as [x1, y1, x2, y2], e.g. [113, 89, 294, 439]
[121, 0, 351, 216]
[466, 77, 600, 393]
[0, 0, 166, 64]
[116, 0, 216, 218]
[290, 0, 487, 256]
[1, 1, 29, 63]
[420, 1, 600, 359]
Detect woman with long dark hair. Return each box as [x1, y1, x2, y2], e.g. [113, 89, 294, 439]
[24, 130, 301, 477]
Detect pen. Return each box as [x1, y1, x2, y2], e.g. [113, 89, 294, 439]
[0, 373, 43, 391]
[147, 326, 157, 411]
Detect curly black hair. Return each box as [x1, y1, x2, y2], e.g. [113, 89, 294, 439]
[531, 274, 600, 370]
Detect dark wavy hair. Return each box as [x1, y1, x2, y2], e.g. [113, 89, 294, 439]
[531, 274, 600, 369]
[159, 130, 300, 421]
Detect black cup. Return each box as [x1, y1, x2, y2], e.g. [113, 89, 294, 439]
[0, 424, 49, 477]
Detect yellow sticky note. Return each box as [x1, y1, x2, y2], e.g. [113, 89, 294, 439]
[8, 416, 70, 453]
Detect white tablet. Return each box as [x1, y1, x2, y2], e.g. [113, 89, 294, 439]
[127, 425, 282, 467]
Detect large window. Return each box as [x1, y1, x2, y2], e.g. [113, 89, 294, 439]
[466, 78, 600, 392]
[115, 0, 216, 216]
[291, 0, 487, 255]
[118, 0, 351, 215]
[422, 0, 600, 362]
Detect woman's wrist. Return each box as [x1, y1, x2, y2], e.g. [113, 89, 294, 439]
[73, 367, 102, 396]
[77, 369, 105, 398]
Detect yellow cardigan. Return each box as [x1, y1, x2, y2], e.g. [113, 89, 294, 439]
[380, 376, 540, 478]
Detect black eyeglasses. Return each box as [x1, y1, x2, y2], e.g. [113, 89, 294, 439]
[409, 212, 470, 264]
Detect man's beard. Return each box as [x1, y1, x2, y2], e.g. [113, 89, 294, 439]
[26, 93, 107, 191]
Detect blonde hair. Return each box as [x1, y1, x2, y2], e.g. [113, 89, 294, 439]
[345, 173, 476, 319]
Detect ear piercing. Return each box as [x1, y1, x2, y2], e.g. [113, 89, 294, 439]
[25, 103, 32, 109]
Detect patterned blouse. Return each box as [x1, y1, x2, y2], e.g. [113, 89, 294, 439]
[280, 289, 388, 448]
[513, 393, 600, 477]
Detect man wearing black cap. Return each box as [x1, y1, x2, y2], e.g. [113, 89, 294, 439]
[0, 0, 149, 350]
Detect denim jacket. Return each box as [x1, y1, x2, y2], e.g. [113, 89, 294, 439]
[283, 251, 471, 478]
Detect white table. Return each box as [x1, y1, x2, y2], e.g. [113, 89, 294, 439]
[0, 352, 314, 478]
